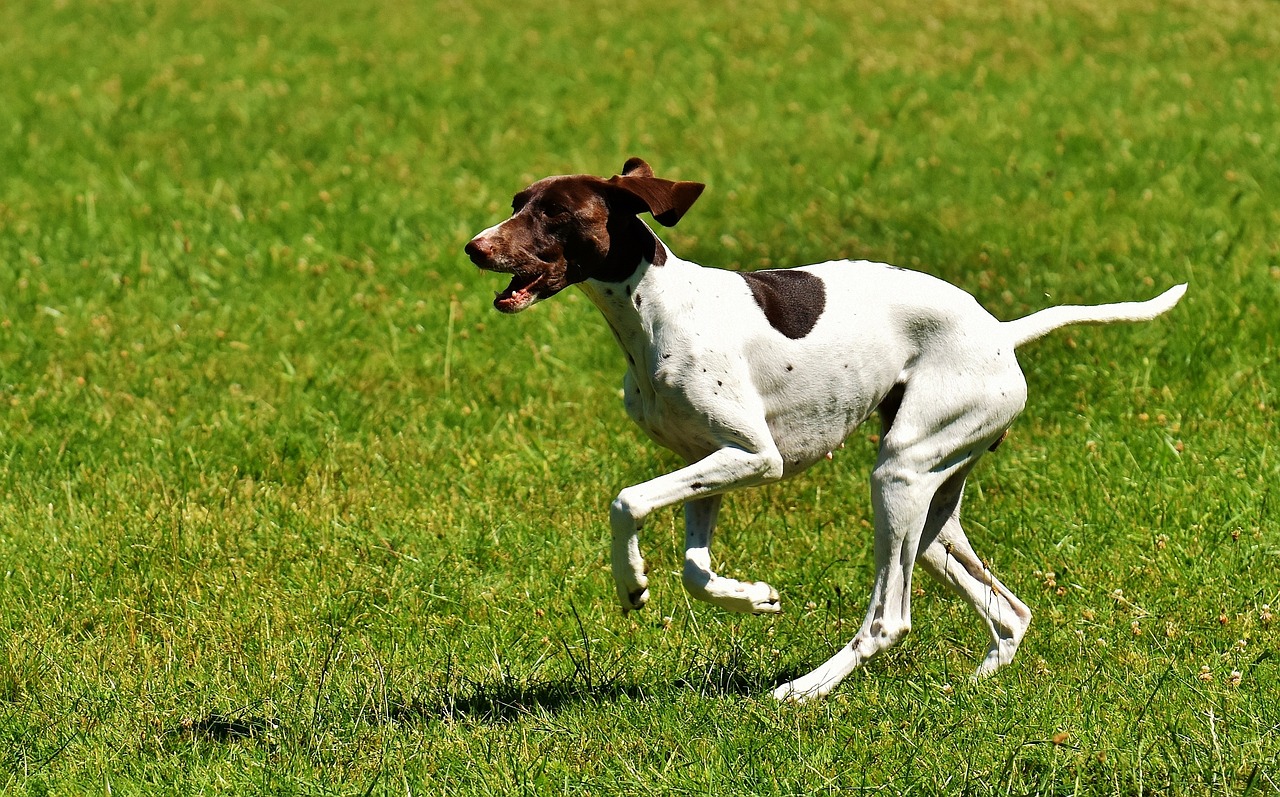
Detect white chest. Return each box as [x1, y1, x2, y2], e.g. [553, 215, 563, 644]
[580, 256, 907, 472]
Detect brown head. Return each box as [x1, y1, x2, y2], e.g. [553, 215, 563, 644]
[465, 158, 705, 313]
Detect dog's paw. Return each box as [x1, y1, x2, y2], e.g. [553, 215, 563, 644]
[708, 580, 781, 614]
[972, 637, 1020, 680]
[771, 681, 802, 702]
[771, 674, 833, 703]
[618, 583, 650, 613]
[748, 582, 782, 614]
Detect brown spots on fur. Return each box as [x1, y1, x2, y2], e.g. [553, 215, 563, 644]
[649, 238, 668, 267]
[741, 269, 826, 339]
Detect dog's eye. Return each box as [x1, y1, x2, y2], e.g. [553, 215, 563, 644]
[542, 203, 570, 220]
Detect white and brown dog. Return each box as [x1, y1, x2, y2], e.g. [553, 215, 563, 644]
[465, 158, 1185, 701]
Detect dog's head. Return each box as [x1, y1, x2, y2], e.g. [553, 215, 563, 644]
[465, 158, 705, 313]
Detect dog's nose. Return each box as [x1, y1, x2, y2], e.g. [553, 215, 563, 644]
[465, 238, 491, 266]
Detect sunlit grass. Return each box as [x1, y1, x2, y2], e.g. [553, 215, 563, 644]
[0, 0, 1277, 793]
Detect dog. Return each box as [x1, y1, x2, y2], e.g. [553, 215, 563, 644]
[465, 158, 1186, 701]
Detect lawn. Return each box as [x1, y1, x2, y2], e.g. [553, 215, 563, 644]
[1, 0, 1277, 793]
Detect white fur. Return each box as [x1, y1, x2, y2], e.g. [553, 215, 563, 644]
[570, 237, 1184, 701]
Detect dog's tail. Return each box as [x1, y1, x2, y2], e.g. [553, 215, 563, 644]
[1003, 283, 1187, 349]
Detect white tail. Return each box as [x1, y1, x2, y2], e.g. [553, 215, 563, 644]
[1002, 284, 1187, 348]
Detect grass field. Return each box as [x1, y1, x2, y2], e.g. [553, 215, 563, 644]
[1, 0, 1277, 793]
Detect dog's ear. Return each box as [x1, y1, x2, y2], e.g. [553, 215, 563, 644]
[606, 161, 705, 227]
[621, 157, 654, 178]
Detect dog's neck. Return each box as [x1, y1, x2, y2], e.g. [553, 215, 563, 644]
[577, 232, 678, 372]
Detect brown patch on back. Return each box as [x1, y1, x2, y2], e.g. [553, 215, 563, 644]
[741, 269, 827, 339]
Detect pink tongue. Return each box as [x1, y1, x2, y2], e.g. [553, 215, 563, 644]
[494, 275, 536, 312]
[495, 290, 524, 310]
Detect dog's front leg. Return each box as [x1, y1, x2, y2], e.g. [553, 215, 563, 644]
[610, 444, 783, 612]
[682, 495, 781, 613]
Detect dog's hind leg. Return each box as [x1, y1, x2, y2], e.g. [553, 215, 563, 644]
[917, 505, 1031, 678]
[772, 457, 959, 701]
[682, 495, 781, 614]
[773, 367, 1024, 702]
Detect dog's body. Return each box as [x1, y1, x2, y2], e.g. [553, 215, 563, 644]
[466, 159, 1186, 701]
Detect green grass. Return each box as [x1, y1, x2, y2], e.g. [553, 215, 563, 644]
[1, 0, 1277, 793]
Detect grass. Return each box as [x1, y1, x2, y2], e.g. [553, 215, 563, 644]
[0, 0, 1277, 792]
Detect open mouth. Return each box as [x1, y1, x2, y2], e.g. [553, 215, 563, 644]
[493, 271, 546, 314]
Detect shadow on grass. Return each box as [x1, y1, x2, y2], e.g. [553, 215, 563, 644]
[161, 654, 809, 747]
[380, 602, 800, 725]
[174, 712, 278, 742]
[397, 677, 650, 725]
[382, 655, 797, 726]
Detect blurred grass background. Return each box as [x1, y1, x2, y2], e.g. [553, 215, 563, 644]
[1, 0, 1277, 793]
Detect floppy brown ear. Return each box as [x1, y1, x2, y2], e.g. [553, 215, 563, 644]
[606, 164, 705, 227]
[621, 157, 655, 178]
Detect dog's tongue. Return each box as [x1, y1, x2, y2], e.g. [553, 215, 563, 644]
[494, 273, 540, 313]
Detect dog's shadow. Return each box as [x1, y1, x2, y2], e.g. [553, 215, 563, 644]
[169, 663, 811, 747]
[391, 663, 799, 726]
